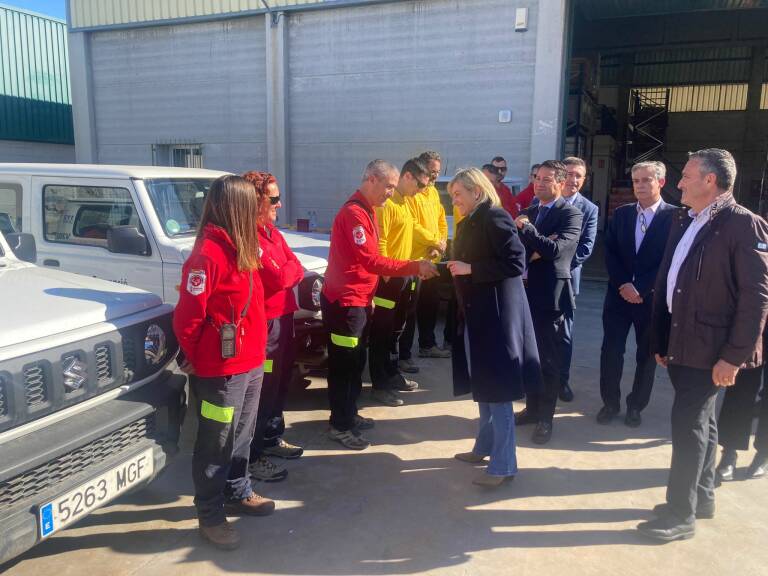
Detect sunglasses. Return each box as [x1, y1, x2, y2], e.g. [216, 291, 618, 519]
[496, 166, 508, 173]
[268, 195, 281, 205]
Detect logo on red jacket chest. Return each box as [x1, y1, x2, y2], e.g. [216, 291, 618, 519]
[353, 225, 366, 246]
[187, 269, 206, 295]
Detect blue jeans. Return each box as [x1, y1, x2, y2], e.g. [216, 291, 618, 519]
[472, 402, 518, 477]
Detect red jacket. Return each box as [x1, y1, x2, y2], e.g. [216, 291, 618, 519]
[173, 224, 267, 377]
[323, 191, 420, 307]
[496, 182, 519, 218]
[258, 223, 303, 320]
[514, 184, 536, 216]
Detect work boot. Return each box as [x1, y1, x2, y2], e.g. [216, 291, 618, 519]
[263, 438, 304, 460]
[249, 455, 288, 482]
[472, 473, 513, 487]
[454, 451, 486, 464]
[224, 493, 275, 517]
[199, 519, 240, 550]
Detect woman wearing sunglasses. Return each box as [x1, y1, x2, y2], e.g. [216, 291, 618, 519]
[243, 171, 305, 483]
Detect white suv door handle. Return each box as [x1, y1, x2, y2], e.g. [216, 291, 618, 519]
[43, 259, 60, 267]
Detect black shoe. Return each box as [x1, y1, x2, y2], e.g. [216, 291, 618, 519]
[625, 408, 642, 428]
[532, 421, 553, 445]
[652, 501, 715, 520]
[746, 452, 768, 479]
[596, 405, 619, 425]
[716, 449, 738, 482]
[515, 408, 538, 426]
[559, 384, 574, 403]
[637, 516, 695, 542]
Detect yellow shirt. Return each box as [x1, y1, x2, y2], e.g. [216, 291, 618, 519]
[406, 184, 448, 261]
[376, 191, 415, 260]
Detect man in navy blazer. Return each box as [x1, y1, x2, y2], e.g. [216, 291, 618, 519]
[598, 161, 675, 427]
[558, 157, 599, 403]
[515, 160, 583, 444]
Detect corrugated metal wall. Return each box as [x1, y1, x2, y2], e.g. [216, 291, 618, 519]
[287, 0, 538, 224]
[89, 16, 268, 169]
[69, 0, 376, 30]
[0, 5, 73, 144]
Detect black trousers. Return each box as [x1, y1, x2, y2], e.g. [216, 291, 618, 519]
[250, 313, 295, 459]
[369, 277, 416, 390]
[321, 294, 371, 431]
[718, 366, 768, 452]
[666, 365, 719, 524]
[443, 294, 457, 346]
[526, 308, 566, 423]
[191, 367, 264, 526]
[599, 297, 656, 412]
[399, 278, 422, 360]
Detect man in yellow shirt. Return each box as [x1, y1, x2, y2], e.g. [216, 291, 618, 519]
[400, 151, 450, 370]
[369, 158, 431, 406]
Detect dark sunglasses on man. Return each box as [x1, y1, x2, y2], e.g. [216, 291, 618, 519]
[269, 195, 281, 205]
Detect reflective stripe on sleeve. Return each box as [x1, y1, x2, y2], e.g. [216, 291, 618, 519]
[200, 400, 235, 423]
[330, 333, 359, 348]
[373, 296, 396, 309]
[263, 359, 274, 373]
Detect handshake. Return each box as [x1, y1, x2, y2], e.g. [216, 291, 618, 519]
[415, 259, 440, 280]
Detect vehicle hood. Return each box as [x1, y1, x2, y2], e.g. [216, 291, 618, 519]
[280, 231, 330, 272]
[172, 230, 330, 273]
[0, 260, 163, 348]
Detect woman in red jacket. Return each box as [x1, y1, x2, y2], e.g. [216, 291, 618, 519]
[173, 175, 272, 551]
[243, 171, 305, 482]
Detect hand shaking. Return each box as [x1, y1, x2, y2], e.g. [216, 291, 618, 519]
[416, 259, 439, 280]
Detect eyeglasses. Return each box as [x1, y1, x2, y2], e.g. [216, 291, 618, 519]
[495, 166, 508, 173]
[268, 195, 281, 205]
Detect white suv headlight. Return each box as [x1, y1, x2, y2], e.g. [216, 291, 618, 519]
[144, 324, 167, 366]
[311, 277, 323, 309]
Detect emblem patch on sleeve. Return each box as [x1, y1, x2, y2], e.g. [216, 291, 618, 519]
[186, 269, 206, 295]
[758, 242, 768, 251]
[353, 225, 366, 246]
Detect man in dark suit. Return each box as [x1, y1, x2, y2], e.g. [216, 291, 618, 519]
[598, 161, 675, 428]
[514, 160, 583, 444]
[558, 157, 598, 402]
[640, 148, 768, 541]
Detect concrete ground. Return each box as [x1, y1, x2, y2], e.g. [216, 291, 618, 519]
[5, 281, 768, 576]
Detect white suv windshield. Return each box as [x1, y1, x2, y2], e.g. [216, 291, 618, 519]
[144, 178, 216, 237]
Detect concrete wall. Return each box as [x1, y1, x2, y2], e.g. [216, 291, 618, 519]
[286, 0, 540, 225]
[0, 140, 75, 163]
[88, 16, 268, 172]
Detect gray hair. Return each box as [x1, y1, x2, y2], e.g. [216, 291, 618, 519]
[418, 150, 442, 164]
[362, 159, 399, 183]
[631, 160, 667, 181]
[688, 148, 737, 192]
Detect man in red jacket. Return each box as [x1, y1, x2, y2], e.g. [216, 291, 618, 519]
[514, 162, 539, 215]
[322, 159, 438, 450]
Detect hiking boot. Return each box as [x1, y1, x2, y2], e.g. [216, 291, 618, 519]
[371, 389, 404, 407]
[398, 359, 420, 373]
[353, 414, 375, 431]
[263, 438, 304, 460]
[224, 493, 275, 516]
[455, 451, 487, 464]
[249, 455, 288, 482]
[419, 345, 451, 358]
[392, 377, 419, 392]
[472, 473, 514, 487]
[199, 519, 240, 550]
[328, 427, 370, 450]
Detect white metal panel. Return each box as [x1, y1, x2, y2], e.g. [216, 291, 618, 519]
[287, 0, 539, 226]
[68, 0, 357, 30]
[89, 16, 268, 173]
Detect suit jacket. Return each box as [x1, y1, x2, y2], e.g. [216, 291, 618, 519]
[518, 197, 583, 312]
[566, 193, 598, 295]
[604, 200, 675, 302]
[651, 195, 768, 370]
[451, 201, 542, 402]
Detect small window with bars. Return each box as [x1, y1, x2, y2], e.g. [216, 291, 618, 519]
[152, 144, 203, 168]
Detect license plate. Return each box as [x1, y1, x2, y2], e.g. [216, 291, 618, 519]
[38, 448, 154, 538]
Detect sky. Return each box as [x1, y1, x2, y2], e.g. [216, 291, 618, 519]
[3, 0, 66, 20]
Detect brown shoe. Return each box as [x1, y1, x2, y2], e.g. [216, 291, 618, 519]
[454, 451, 486, 464]
[472, 473, 514, 487]
[224, 493, 275, 517]
[199, 519, 240, 550]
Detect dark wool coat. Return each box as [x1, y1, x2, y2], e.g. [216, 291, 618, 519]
[451, 201, 543, 402]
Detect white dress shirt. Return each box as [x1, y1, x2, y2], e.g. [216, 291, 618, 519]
[666, 198, 722, 313]
[635, 198, 663, 253]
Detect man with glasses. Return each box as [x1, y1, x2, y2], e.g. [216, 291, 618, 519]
[369, 158, 431, 407]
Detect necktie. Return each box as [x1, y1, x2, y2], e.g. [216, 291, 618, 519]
[535, 206, 549, 228]
[639, 212, 647, 234]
